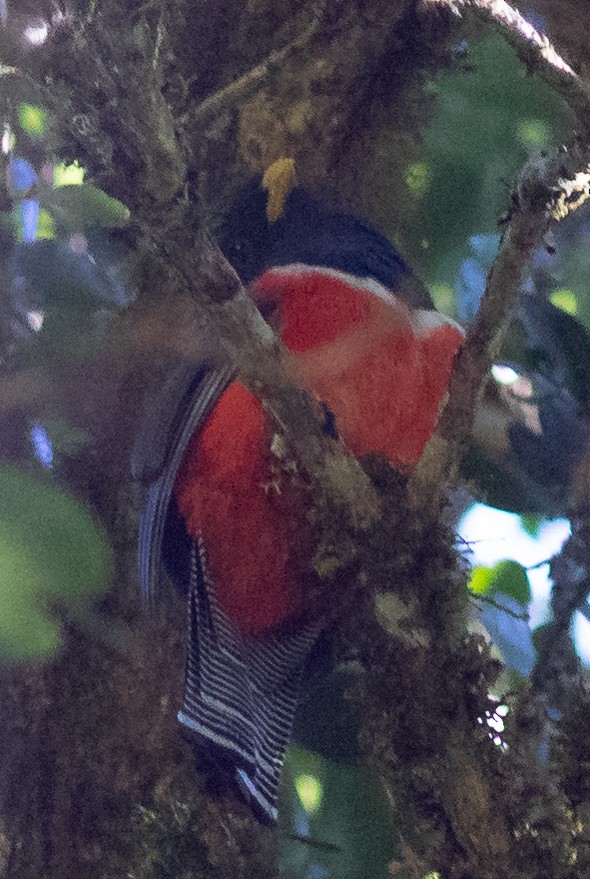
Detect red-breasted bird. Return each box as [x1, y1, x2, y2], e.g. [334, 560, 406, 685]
[136, 168, 464, 823]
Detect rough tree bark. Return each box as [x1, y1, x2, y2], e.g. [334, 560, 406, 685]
[2, 1, 590, 878]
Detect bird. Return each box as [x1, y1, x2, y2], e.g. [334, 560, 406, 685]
[469, 294, 590, 518]
[136, 160, 464, 824]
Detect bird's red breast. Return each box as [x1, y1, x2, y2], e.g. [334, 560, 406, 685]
[174, 268, 463, 635]
[173, 380, 311, 634]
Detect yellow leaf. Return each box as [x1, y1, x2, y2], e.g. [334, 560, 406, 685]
[53, 161, 85, 186]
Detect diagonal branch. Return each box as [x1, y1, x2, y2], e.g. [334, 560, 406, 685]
[411, 0, 590, 517]
[427, 0, 590, 132]
[409, 150, 588, 516]
[147, 231, 381, 532]
[189, 10, 324, 126]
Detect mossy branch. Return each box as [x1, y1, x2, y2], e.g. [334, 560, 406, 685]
[159, 232, 382, 531]
[410, 152, 565, 515]
[426, 0, 590, 130]
[411, 0, 590, 516]
[189, 10, 324, 126]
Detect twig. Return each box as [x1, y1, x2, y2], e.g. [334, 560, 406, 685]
[189, 12, 323, 125]
[428, 0, 590, 132]
[410, 2, 590, 517]
[409, 153, 565, 515]
[471, 593, 529, 621]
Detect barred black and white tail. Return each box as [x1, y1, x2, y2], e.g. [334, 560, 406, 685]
[137, 365, 233, 611]
[136, 364, 319, 824]
[179, 538, 318, 823]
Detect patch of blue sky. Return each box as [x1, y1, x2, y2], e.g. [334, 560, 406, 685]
[30, 421, 53, 469]
[20, 198, 40, 242]
[459, 503, 570, 629]
[9, 157, 37, 191]
[456, 257, 487, 322]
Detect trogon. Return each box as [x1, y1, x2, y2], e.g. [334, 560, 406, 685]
[136, 164, 464, 824]
[469, 294, 590, 518]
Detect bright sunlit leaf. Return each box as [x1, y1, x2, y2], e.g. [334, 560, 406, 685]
[53, 161, 85, 186]
[468, 565, 493, 596]
[405, 161, 430, 198]
[295, 773, 323, 815]
[18, 103, 47, 137]
[550, 288, 578, 316]
[36, 208, 55, 240]
[516, 118, 549, 149]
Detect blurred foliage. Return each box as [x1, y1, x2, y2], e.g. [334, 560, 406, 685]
[41, 183, 130, 232]
[18, 102, 46, 137]
[292, 659, 362, 765]
[0, 99, 129, 663]
[0, 465, 111, 660]
[280, 746, 396, 879]
[396, 29, 571, 314]
[469, 560, 536, 677]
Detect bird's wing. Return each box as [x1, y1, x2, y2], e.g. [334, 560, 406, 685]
[136, 364, 234, 610]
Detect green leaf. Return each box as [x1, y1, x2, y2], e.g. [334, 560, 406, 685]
[18, 103, 47, 136]
[281, 746, 396, 879]
[521, 515, 542, 538]
[295, 773, 323, 815]
[492, 560, 531, 606]
[53, 161, 85, 186]
[469, 560, 531, 606]
[0, 466, 111, 661]
[468, 565, 494, 596]
[43, 184, 130, 231]
[550, 288, 578, 316]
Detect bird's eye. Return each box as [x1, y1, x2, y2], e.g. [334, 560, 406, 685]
[256, 297, 282, 332]
[257, 298, 275, 321]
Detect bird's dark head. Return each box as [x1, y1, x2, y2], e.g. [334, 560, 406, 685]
[219, 177, 274, 285]
[218, 168, 424, 303]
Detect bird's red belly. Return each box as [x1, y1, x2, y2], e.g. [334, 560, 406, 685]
[173, 281, 462, 635]
[173, 381, 307, 635]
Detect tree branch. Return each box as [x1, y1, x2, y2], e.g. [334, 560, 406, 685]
[411, 0, 590, 516]
[189, 10, 324, 125]
[168, 233, 382, 531]
[409, 153, 562, 515]
[426, 0, 590, 131]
